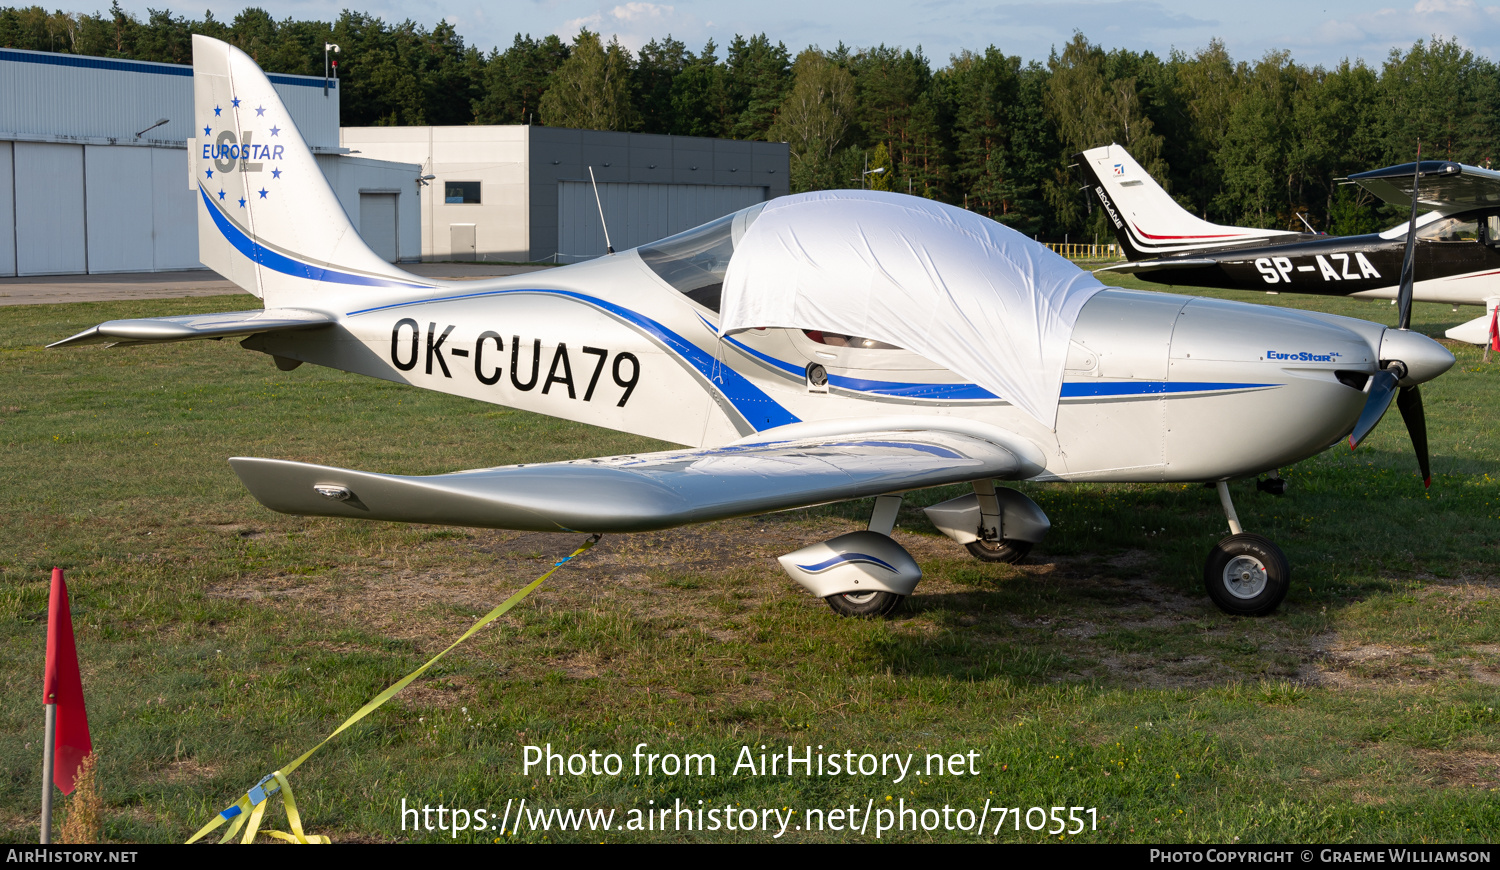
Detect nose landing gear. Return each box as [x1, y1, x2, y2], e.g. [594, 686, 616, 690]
[1205, 481, 1290, 616]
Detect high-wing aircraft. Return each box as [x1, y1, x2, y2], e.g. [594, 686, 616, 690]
[50, 37, 1456, 618]
[1077, 143, 1500, 345]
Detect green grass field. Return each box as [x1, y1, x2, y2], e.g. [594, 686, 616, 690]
[1, 279, 1497, 843]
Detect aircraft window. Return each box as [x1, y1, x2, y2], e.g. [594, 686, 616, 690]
[639, 204, 765, 312]
[1485, 215, 1500, 245]
[1417, 215, 1480, 242]
[804, 330, 901, 350]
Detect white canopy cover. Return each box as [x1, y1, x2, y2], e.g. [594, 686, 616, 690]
[718, 190, 1106, 427]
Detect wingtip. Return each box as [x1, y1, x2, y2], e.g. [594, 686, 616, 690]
[45, 326, 103, 349]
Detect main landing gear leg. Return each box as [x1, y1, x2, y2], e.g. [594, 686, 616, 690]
[963, 480, 1034, 564]
[1204, 481, 1290, 616]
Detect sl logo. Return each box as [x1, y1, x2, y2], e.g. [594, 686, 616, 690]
[202, 129, 284, 174]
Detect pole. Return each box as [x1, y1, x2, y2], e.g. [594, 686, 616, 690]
[323, 45, 329, 96]
[589, 167, 614, 255]
[40, 702, 55, 844]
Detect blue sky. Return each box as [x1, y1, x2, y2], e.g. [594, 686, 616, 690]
[108, 0, 1500, 67]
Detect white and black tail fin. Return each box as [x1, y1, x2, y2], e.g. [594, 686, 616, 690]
[190, 35, 434, 307]
[1074, 143, 1296, 260]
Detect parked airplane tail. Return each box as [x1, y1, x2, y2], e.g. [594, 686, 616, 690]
[1074, 144, 1298, 260]
[189, 35, 433, 307]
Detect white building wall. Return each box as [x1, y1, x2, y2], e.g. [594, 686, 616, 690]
[341, 125, 529, 261]
[14, 142, 86, 275]
[0, 49, 392, 278]
[0, 142, 13, 276]
[340, 124, 791, 263]
[0, 49, 417, 277]
[84, 145, 155, 273]
[314, 153, 422, 263]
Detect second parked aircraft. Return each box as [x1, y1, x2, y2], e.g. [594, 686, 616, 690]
[1078, 144, 1500, 345]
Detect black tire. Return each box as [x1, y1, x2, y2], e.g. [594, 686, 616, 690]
[1203, 533, 1290, 616]
[825, 590, 904, 617]
[964, 539, 1033, 564]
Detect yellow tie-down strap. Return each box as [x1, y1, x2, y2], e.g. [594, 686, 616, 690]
[187, 534, 602, 844]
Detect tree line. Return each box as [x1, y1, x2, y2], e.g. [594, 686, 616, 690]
[5, 3, 1499, 241]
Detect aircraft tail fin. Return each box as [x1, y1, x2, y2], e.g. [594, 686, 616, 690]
[190, 35, 433, 306]
[1074, 144, 1296, 259]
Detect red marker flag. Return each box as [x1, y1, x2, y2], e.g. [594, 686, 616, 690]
[43, 568, 92, 795]
[1488, 305, 1499, 352]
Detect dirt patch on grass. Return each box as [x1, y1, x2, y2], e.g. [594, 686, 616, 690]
[1410, 749, 1500, 789]
[161, 757, 219, 784]
[1300, 641, 1462, 688]
[396, 675, 474, 710]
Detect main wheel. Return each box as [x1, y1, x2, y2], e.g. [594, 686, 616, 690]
[1203, 533, 1290, 616]
[825, 590, 904, 617]
[965, 538, 1033, 564]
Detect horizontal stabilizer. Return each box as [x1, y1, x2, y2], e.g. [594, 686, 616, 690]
[1444, 308, 1500, 345]
[230, 430, 1024, 533]
[48, 309, 335, 348]
[1094, 258, 1218, 275]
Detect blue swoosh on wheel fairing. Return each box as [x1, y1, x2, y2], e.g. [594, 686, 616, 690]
[344, 289, 801, 430]
[796, 553, 900, 574]
[199, 183, 431, 290]
[703, 317, 1276, 399]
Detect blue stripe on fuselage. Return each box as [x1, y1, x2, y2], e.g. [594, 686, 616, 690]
[346, 288, 801, 431]
[704, 316, 1277, 400]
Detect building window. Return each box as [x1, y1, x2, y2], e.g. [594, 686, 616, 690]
[445, 181, 480, 204]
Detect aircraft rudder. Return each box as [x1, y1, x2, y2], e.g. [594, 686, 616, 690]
[1074, 145, 1150, 260]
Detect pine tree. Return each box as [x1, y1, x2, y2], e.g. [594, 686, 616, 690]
[633, 36, 689, 133]
[725, 34, 792, 139]
[669, 40, 728, 137]
[473, 34, 570, 125]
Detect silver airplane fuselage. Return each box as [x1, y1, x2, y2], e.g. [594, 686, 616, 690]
[240, 249, 1423, 485]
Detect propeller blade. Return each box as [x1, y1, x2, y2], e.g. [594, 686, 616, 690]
[1396, 384, 1432, 488]
[1396, 146, 1421, 331]
[1348, 369, 1400, 450]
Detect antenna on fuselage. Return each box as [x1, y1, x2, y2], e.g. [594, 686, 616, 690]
[589, 166, 615, 256]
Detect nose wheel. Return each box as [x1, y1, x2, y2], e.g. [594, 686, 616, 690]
[1205, 482, 1290, 616]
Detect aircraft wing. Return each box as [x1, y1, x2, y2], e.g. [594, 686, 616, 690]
[1094, 258, 1219, 275]
[1350, 160, 1500, 210]
[48, 308, 335, 348]
[230, 429, 1030, 533]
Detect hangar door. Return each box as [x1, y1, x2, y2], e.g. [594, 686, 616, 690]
[557, 182, 767, 262]
[0, 143, 13, 277]
[359, 192, 399, 262]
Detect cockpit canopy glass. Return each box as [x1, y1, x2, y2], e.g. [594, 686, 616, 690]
[639, 204, 766, 312]
[1417, 214, 1482, 242]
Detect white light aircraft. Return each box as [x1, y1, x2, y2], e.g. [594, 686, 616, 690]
[51, 37, 1456, 617]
